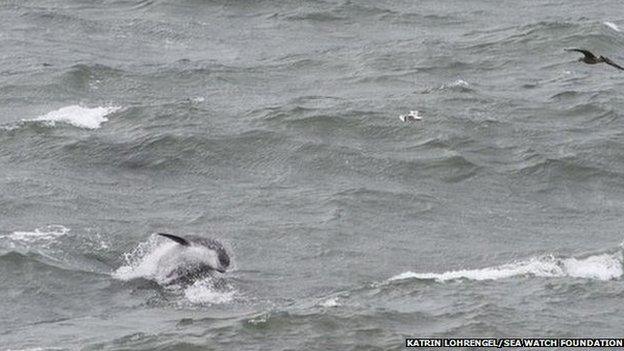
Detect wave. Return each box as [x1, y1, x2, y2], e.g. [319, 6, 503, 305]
[26, 105, 121, 129]
[275, 3, 464, 27]
[442, 79, 471, 91]
[604, 21, 621, 32]
[0, 225, 69, 244]
[318, 297, 341, 308]
[290, 141, 479, 184]
[59, 128, 289, 174]
[2, 105, 121, 131]
[0, 225, 114, 276]
[283, 11, 346, 22]
[0, 105, 122, 131]
[463, 20, 582, 52]
[280, 1, 395, 23]
[330, 187, 439, 215]
[0, 249, 108, 282]
[516, 156, 624, 182]
[390, 251, 623, 283]
[422, 79, 474, 94]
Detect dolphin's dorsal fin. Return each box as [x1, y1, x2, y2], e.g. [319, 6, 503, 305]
[158, 233, 190, 246]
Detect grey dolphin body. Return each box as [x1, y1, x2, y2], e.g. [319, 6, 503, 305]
[158, 233, 230, 282]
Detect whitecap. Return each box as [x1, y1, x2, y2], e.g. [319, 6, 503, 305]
[390, 252, 623, 283]
[562, 254, 622, 280]
[318, 297, 341, 307]
[423, 79, 472, 94]
[26, 105, 121, 129]
[1, 225, 69, 244]
[604, 21, 621, 32]
[447, 79, 469, 88]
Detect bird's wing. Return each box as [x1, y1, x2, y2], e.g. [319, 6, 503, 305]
[602, 56, 624, 71]
[564, 48, 597, 60]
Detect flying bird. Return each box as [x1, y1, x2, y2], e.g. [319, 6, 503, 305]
[564, 48, 624, 71]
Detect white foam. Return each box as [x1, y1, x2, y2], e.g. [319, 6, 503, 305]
[1, 225, 69, 244]
[112, 235, 179, 284]
[562, 254, 623, 280]
[319, 297, 341, 307]
[184, 279, 236, 304]
[390, 252, 623, 283]
[604, 21, 621, 32]
[448, 79, 469, 88]
[27, 105, 121, 129]
[424, 79, 471, 93]
[247, 313, 270, 325]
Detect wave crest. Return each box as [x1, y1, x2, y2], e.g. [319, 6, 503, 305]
[16, 105, 121, 130]
[0, 225, 69, 245]
[390, 251, 623, 283]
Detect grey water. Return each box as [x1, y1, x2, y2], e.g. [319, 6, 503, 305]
[2, 0, 624, 350]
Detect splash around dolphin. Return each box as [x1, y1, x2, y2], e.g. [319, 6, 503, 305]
[113, 233, 231, 285]
[156, 233, 230, 280]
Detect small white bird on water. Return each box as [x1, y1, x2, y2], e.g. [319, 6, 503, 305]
[399, 110, 422, 122]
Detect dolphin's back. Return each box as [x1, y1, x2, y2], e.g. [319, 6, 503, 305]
[186, 235, 231, 269]
[159, 233, 230, 271]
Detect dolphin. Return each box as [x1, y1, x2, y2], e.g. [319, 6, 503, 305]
[156, 233, 230, 282]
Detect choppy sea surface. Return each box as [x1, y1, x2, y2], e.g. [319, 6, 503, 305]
[2, 0, 624, 350]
